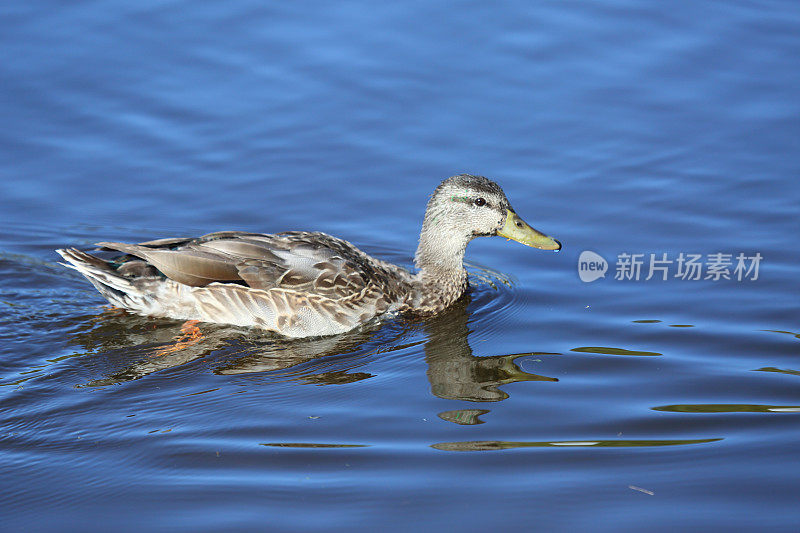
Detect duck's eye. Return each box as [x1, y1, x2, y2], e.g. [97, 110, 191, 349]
[474, 197, 486, 207]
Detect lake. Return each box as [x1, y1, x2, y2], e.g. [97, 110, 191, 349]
[1, 1, 799, 531]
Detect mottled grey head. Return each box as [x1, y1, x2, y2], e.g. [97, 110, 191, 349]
[415, 174, 560, 271]
[423, 174, 511, 238]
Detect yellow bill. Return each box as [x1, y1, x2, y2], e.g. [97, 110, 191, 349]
[497, 209, 561, 251]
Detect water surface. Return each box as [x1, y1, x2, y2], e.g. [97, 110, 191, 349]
[1, 1, 799, 531]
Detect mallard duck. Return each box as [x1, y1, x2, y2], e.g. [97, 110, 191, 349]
[57, 174, 560, 338]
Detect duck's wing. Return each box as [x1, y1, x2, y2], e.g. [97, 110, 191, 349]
[97, 231, 404, 301]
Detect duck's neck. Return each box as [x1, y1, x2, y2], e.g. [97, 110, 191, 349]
[413, 224, 470, 311]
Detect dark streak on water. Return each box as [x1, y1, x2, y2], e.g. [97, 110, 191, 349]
[1, 1, 799, 532]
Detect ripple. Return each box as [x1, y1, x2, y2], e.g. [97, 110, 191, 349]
[653, 404, 800, 413]
[753, 367, 800, 377]
[259, 443, 369, 448]
[570, 346, 663, 357]
[762, 329, 800, 340]
[463, 260, 522, 338]
[432, 438, 723, 452]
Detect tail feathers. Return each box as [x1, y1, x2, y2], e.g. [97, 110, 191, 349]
[56, 248, 141, 308]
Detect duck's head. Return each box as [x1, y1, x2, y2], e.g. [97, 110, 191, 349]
[417, 175, 561, 267]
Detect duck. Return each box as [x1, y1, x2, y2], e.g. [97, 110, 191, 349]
[57, 174, 560, 338]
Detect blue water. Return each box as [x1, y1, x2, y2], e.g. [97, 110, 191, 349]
[2, 1, 799, 531]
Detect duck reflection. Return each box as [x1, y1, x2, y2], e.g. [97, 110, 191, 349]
[68, 292, 557, 401]
[68, 309, 384, 387]
[420, 296, 557, 402]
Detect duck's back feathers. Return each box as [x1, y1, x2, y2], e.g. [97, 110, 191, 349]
[98, 231, 410, 294]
